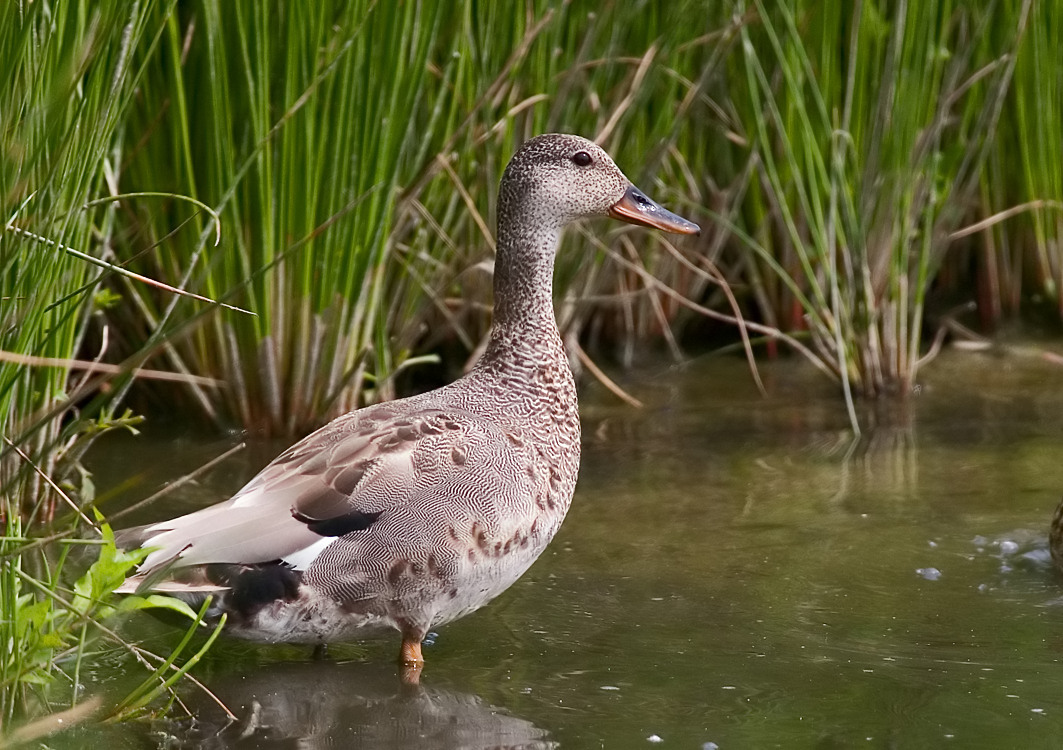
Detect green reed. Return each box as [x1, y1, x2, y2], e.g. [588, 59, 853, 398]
[729, 0, 1031, 424]
[114, 1, 446, 436]
[390, 0, 738, 371]
[0, 2, 226, 732]
[0, 1, 161, 509]
[103, 1, 748, 434]
[12, 1, 1063, 440]
[977, 0, 1063, 322]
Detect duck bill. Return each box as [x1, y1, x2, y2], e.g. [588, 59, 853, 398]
[608, 184, 700, 235]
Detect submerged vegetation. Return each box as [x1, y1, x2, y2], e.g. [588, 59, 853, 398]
[1, 0, 1062, 732]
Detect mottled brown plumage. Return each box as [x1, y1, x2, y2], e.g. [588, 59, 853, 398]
[119, 134, 699, 672]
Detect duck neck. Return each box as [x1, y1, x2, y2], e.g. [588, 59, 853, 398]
[479, 199, 566, 369]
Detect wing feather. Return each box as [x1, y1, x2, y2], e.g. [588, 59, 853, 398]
[132, 403, 509, 575]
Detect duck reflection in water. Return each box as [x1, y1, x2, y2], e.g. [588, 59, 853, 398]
[167, 660, 556, 750]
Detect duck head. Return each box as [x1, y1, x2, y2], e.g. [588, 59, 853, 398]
[499, 133, 700, 235]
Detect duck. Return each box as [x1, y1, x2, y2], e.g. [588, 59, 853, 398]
[1050, 498, 1063, 571]
[118, 133, 700, 675]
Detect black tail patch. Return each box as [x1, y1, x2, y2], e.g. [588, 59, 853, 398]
[211, 563, 303, 620]
[291, 508, 383, 537]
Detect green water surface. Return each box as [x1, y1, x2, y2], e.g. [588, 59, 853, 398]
[69, 348, 1063, 748]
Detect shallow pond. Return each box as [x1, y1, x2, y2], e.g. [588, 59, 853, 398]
[71, 347, 1063, 747]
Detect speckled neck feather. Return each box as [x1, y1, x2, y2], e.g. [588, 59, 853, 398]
[478, 184, 565, 374]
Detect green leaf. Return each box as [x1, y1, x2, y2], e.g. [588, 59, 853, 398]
[116, 594, 200, 621]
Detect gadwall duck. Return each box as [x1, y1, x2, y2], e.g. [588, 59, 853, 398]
[119, 134, 699, 673]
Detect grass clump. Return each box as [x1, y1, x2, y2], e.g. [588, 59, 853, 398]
[113, 1, 446, 436]
[974, 0, 1063, 323]
[0, 1, 163, 510]
[1, 1, 228, 733]
[106, 1, 751, 432]
[10, 1, 1063, 445]
[727, 0, 1034, 426]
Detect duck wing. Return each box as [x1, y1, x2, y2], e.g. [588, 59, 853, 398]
[132, 403, 526, 575]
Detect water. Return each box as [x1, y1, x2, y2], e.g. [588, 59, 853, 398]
[72, 348, 1063, 747]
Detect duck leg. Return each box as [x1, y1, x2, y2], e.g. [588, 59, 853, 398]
[397, 621, 427, 684]
[398, 631, 424, 686]
[399, 629, 425, 666]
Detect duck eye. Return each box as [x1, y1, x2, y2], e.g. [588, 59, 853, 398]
[571, 151, 593, 167]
